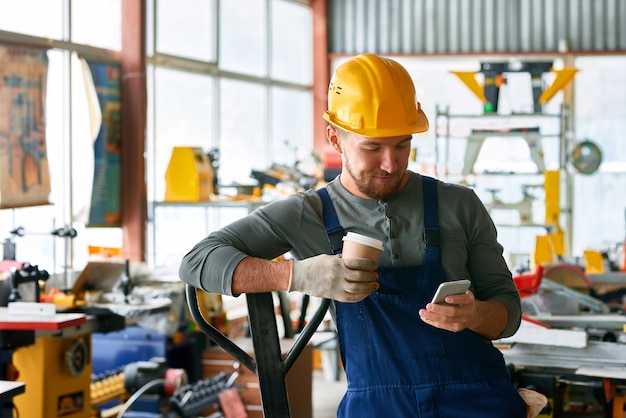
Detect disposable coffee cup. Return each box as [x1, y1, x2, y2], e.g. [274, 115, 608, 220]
[341, 232, 384, 261]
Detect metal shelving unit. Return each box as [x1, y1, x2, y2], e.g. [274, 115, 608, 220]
[434, 105, 574, 255]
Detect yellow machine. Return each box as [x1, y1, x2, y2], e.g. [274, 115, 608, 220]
[165, 146, 214, 202]
[52, 261, 125, 308]
[533, 170, 565, 266]
[13, 334, 92, 418]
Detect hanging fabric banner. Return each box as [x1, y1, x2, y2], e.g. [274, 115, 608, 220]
[0, 45, 50, 209]
[82, 58, 122, 227]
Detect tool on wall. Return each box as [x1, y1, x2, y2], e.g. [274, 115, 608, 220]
[451, 60, 578, 114]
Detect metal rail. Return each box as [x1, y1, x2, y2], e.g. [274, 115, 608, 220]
[185, 284, 330, 417]
[500, 340, 626, 374]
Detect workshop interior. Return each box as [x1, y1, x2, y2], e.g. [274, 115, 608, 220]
[0, 1, 626, 417]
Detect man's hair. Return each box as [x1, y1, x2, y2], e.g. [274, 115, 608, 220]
[330, 124, 348, 139]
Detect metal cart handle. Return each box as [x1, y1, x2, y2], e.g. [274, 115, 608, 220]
[185, 284, 330, 417]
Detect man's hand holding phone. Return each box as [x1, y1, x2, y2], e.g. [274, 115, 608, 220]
[420, 279, 474, 332]
[430, 279, 471, 305]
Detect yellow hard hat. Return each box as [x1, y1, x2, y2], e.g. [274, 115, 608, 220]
[323, 53, 429, 137]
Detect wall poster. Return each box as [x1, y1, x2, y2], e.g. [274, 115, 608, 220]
[0, 45, 50, 209]
[82, 58, 122, 227]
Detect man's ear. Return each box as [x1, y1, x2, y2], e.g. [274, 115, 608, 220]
[326, 125, 343, 154]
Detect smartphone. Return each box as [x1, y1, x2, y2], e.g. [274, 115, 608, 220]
[431, 279, 471, 305]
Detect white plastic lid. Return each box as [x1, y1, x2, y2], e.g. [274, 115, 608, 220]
[342, 232, 384, 251]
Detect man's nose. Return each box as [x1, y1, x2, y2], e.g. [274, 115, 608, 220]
[380, 148, 398, 173]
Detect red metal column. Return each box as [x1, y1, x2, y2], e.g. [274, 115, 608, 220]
[120, 0, 147, 261]
[311, 0, 329, 154]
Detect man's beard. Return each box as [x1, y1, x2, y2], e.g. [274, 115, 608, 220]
[344, 159, 406, 200]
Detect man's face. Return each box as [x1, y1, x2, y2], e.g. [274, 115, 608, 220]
[328, 126, 412, 200]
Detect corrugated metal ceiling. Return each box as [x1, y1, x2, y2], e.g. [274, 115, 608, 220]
[328, 0, 626, 55]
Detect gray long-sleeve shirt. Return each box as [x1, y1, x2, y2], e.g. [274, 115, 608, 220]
[179, 171, 522, 338]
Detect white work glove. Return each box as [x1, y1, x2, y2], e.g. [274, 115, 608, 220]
[288, 254, 379, 303]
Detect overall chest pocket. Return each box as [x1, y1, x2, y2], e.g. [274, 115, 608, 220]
[337, 291, 446, 361]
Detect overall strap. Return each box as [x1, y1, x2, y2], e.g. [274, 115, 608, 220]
[422, 176, 441, 266]
[316, 187, 344, 255]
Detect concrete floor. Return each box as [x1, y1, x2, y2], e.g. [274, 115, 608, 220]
[312, 369, 345, 418]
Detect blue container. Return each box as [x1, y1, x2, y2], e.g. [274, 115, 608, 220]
[91, 326, 166, 376]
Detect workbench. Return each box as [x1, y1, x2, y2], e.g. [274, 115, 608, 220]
[0, 379, 25, 418]
[0, 381, 24, 401]
[0, 309, 94, 418]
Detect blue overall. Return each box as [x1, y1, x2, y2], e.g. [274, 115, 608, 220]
[317, 176, 527, 418]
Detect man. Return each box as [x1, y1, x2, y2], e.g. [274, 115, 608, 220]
[179, 53, 527, 417]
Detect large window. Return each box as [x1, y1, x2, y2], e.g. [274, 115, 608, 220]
[271, 0, 312, 84]
[148, 0, 314, 266]
[0, 0, 65, 40]
[150, 68, 215, 201]
[0, 0, 314, 275]
[0, 0, 121, 279]
[218, 78, 267, 185]
[218, 0, 267, 76]
[155, 0, 216, 61]
[71, 0, 122, 50]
